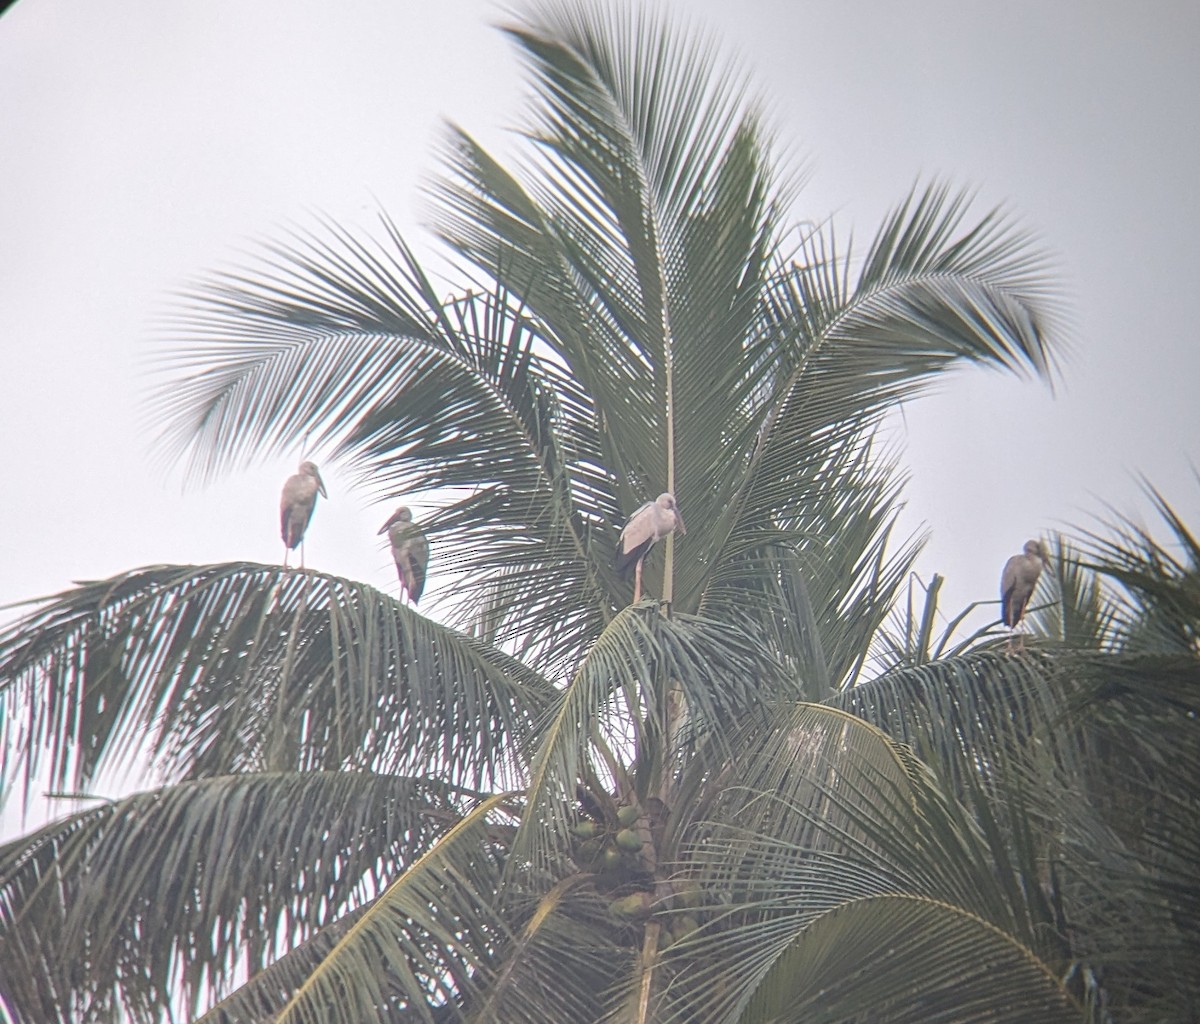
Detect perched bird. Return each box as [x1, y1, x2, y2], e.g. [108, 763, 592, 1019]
[615, 492, 686, 603]
[280, 461, 327, 568]
[379, 506, 429, 604]
[1000, 539, 1049, 631]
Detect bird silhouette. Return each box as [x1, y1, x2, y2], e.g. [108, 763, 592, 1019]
[615, 492, 686, 603]
[1000, 538, 1049, 635]
[379, 506, 429, 604]
[280, 461, 327, 568]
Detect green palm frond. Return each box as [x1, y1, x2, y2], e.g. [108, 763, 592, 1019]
[1080, 483, 1200, 653]
[834, 650, 1070, 796]
[659, 705, 1078, 1022]
[467, 875, 627, 1024]
[0, 771, 475, 1024]
[742, 183, 1059, 521]
[1027, 533, 1121, 648]
[195, 793, 517, 1024]
[0, 564, 553, 802]
[514, 0, 766, 224]
[736, 896, 1079, 1024]
[153, 218, 625, 669]
[838, 644, 1200, 1021]
[150, 218, 451, 482]
[509, 605, 791, 882]
[435, 0, 790, 540]
[681, 185, 1059, 673]
[1045, 653, 1200, 1019]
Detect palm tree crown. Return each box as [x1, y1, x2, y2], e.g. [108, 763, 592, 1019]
[1, 3, 1194, 1023]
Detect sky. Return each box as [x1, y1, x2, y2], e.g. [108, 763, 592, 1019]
[1, 1, 1198, 656]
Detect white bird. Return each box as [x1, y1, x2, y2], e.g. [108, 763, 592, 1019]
[280, 461, 327, 568]
[379, 506, 429, 604]
[615, 492, 686, 603]
[1000, 539, 1049, 631]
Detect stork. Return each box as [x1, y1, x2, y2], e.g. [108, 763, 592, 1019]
[1000, 538, 1049, 640]
[280, 461, 327, 568]
[379, 506, 429, 604]
[615, 492, 686, 603]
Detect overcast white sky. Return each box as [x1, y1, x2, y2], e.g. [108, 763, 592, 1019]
[2, 0, 1197, 650]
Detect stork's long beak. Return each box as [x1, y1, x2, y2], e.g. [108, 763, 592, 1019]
[674, 509, 686, 536]
[315, 470, 328, 498]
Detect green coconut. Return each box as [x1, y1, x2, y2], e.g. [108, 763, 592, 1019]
[572, 820, 601, 839]
[614, 827, 642, 852]
[608, 892, 652, 919]
[601, 845, 624, 871]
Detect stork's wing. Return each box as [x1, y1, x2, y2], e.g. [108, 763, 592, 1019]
[615, 501, 656, 575]
[280, 476, 317, 548]
[999, 556, 1018, 600]
[615, 537, 655, 577]
[400, 533, 430, 603]
[1001, 553, 1043, 628]
[617, 502, 654, 550]
[999, 555, 1019, 626]
[1001, 587, 1017, 628]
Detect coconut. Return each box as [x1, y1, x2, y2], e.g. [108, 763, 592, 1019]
[608, 892, 652, 919]
[572, 820, 601, 839]
[601, 846, 624, 871]
[614, 827, 642, 852]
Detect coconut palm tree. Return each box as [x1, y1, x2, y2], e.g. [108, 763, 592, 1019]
[1, 2, 1195, 1022]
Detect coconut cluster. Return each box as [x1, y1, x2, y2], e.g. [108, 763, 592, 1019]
[569, 791, 705, 944]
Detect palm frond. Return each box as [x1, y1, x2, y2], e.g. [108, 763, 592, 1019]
[514, 0, 764, 225]
[467, 875, 628, 1024]
[660, 704, 1077, 1022]
[833, 650, 1070, 796]
[195, 793, 517, 1024]
[0, 771, 473, 1024]
[150, 217, 452, 482]
[840, 644, 1200, 1020]
[152, 219, 632, 672]
[509, 606, 792, 882]
[0, 564, 554, 804]
[432, 123, 656, 469]
[741, 184, 1061, 528]
[1079, 482, 1200, 653]
[1028, 533, 1121, 648]
[1045, 653, 1200, 1019]
[438, 0, 793, 544]
[735, 895, 1080, 1024]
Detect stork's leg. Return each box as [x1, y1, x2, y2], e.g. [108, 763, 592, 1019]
[633, 559, 644, 603]
[283, 546, 290, 569]
[300, 541, 306, 570]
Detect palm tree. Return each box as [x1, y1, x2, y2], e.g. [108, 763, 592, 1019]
[1, 2, 1195, 1021]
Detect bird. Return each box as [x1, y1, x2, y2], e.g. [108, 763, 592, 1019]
[1000, 538, 1049, 633]
[615, 492, 686, 603]
[379, 506, 429, 605]
[279, 461, 327, 568]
